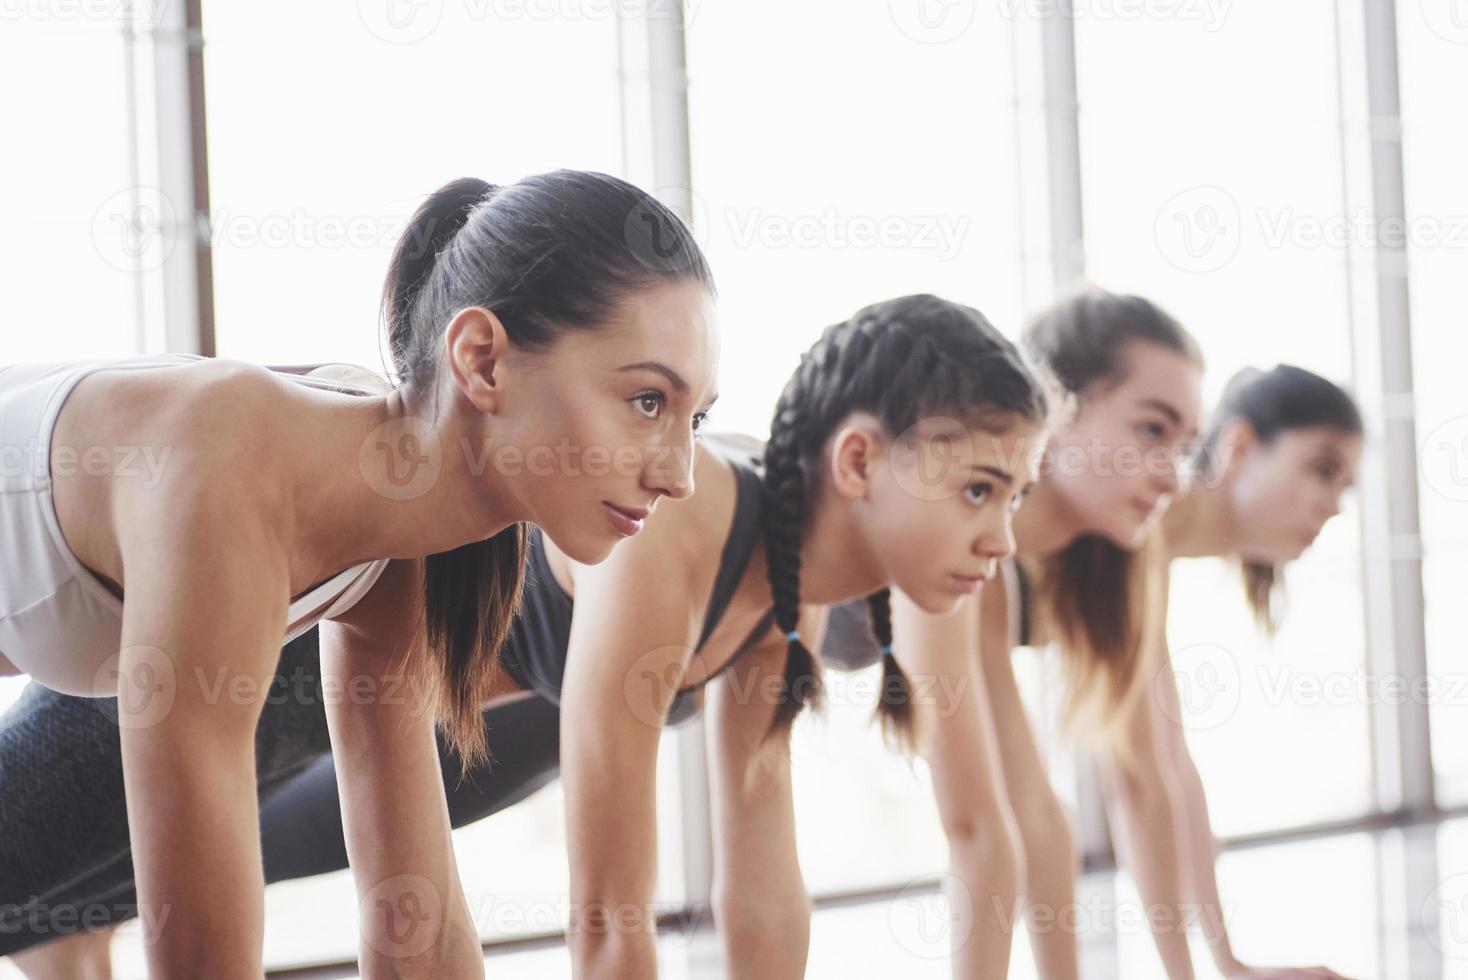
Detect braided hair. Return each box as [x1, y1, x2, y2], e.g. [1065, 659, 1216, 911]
[761, 294, 1047, 746]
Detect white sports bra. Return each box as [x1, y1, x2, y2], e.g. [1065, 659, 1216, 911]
[0, 354, 390, 697]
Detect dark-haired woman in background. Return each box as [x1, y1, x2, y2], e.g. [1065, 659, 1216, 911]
[6, 294, 1049, 980]
[0, 170, 718, 977]
[866, 294, 1359, 977]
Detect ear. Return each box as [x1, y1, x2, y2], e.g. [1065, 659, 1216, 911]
[826, 415, 886, 501]
[1215, 416, 1258, 474]
[443, 306, 509, 413]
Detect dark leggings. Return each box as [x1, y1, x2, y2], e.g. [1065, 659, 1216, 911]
[0, 632, 563, 956]
[260, 693, 562, 883]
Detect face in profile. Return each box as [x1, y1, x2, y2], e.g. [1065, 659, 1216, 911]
[1045, 339, 1203, 550]
[489, 278, 720, 565]
[850, 413, 1046, 614]
[1225, 423, 1362, 564]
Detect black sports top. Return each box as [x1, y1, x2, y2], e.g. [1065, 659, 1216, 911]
[498, 438, 776, 726]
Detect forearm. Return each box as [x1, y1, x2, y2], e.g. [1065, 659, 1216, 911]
[1109, 770, 1196, 980]
[326, 674, 483, 975]
[1173, 754, 1239, 972]
[122, 721, 265, 978]
[1014, 813, 1079, 980]
[948, 832, 1020, 979]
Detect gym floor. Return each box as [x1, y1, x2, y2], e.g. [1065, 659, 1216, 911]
[11, 813, 1456, 980]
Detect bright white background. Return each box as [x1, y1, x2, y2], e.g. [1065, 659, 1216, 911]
[1, 0, 1463, 975]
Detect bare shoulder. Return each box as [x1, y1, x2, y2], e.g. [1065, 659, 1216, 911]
[53, 360, 298, 579]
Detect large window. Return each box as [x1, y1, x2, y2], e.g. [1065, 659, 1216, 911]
[685, 0, 1034, 895]
[1397, 0, 1468, 807]
[203, 2, 624, 371]
[1074, 1, 1375, 835]
[1, 23, 141, 365]
[0, 16, 149, 719]
[1, 0, 1455, 973]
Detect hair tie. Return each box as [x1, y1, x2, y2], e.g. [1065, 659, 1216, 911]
[785, 629, 801, 643]
[881, 644, 895, 655]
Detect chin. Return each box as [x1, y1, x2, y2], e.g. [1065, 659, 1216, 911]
[542, 525, 610, 566]
[1101, 520, 1148, 551]
[572, 536, 619, 565]
[904, 586, 965, 615]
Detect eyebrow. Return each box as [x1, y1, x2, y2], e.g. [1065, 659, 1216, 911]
[617, 361, 689, 394]
[967, 464, 1015, 485]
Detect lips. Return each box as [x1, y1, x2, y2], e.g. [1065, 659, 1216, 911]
[607, 503, 650, 522]
[948, 572, 989, 594]
[604, 501, 651, 537]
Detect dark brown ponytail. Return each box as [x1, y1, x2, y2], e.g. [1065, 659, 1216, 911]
[381, 172, 714, 767]
[1196, 364, 1363, 633]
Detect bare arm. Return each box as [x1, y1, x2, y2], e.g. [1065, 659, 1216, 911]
[889, 588, 1020, 980]
[115, 496, 289, 977]
[1141, 591, 1350, 980]
[961, 578, 1082, 980]
[706, 609, 815, 980]
[1099, 571, 1197, 980]
[558, 535, 707, 978]
[323, 558, 485, 978]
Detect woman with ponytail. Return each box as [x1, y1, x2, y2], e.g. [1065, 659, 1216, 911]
[0, 169, 717, 977]
[843, 293, 1359, 977]
[3, 293, 1048, 979]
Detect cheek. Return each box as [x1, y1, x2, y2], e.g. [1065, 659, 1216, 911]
[866, 486, 952, 566]
[1231, 468, 1295, 531]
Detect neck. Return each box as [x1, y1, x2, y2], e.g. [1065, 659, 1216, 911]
[1014, 478, 1087, 558]
[1161, 476, 1237, 559]
[797, 485, 889, 606]
[297, 386, 524, 573]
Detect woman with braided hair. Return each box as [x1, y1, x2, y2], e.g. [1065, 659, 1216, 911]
[829, 293, 1360, 978]
[0, 169, 718, 978]
[6, 293, 1048, 979]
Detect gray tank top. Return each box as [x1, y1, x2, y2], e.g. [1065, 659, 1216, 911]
[819, 557, 1031, 670]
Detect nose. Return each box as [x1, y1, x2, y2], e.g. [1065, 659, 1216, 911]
[645, 430, 696, 501]
[975, 510, 1017, 562]
[1153, 455, 1182, 496]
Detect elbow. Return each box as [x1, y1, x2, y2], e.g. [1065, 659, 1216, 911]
[941, 803, 1023, 891]
[1007, 785, 1075, 868]
[1111, 752, 1177, 820]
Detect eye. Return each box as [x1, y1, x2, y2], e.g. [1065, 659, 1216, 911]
[692, 410, 712, 442]
[633, 391, 666, 421]
[965, 483, 993, 506]
[1137, 421, 1167, 443]
[1008, 489, 1028, 514]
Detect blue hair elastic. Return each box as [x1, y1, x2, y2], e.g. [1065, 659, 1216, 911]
[881, 644, 895, 655]
[785, 629, 801, 643]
